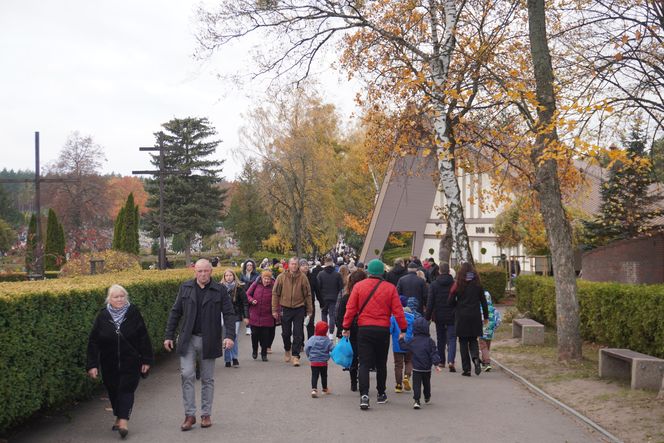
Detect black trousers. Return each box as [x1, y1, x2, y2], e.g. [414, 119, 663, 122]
[251, 326, 274, 356]
[281, 306, 305, 357]
[268, 325, 276, 347]
[311, 366, 328, 389]
[412, 371, 431, 401]
[103, 372, 139, 420]
[458, 336, 480, 373]
[357, 326, 390, 397]
[306, 305, 316, 339]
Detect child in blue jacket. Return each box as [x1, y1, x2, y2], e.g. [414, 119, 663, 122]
[399, 317, 442, 409]
[305, 321, 335, 398]
[390, 307, 415, 392]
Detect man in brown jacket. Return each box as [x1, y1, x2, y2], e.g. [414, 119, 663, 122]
[272, 256, 313, 366]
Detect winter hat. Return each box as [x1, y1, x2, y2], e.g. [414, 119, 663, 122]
[367, 259, 385, 276]
[355, 261, 364, 269]
[315, 321, 329, 336]
[407, 262, 419, 270]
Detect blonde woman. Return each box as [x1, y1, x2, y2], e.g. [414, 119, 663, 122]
[87, 285, 153, 439]
[221, 269, 249, 367]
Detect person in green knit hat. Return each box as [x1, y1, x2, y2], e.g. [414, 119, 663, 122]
[341, 259, 407, 410]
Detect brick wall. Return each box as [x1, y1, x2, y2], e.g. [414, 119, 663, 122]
[581, 233, 664, 283]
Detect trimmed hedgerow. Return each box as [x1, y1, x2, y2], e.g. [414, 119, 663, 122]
[0, 268, 226, 434]
[476, 264, 507, 303]
[515, 275, 664, 359]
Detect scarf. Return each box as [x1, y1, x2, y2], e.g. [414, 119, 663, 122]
[223, 280, 237, 301]
[107, 302, 130, 328]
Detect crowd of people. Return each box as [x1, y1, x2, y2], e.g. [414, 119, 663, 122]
[86, 254, 500, 438]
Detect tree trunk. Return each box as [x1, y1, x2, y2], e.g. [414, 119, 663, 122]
[184, 234, 192, 267]
[438, 219, 453, 265]
[429, 0, 474, 266]
[527, 0, 582, 361]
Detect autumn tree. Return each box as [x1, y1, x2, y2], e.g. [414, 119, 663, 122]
[584, 121, 664, 247]
[652, 138, 664, 183]
[44, 208, 66, 271]
[105, 176, 149, 219]
[224, 162, 274, 256]
[144, 117, 226, 265]
[44, 132, 110, 252]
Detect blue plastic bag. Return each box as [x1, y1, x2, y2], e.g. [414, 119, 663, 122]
[331, 336, 354, 368]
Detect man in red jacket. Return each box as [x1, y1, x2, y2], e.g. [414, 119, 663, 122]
[342, 259, 407, 410]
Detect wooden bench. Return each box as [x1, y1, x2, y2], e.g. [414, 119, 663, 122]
[512, 318, 544, 345]
[599, 348, 664, 391]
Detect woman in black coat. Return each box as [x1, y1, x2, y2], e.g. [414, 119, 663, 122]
[449, 263, 488, 377]
[336, 268, 367, 392]
[425, 263, 457, 372]
[87, 284, 153, 438]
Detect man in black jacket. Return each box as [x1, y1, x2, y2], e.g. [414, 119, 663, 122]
[396, 262, 427, 315]
[386, 258, 407, 286]
[164, 259, 237, 431]
[425, 263, 457, 371]
[317, 257, 344, 338]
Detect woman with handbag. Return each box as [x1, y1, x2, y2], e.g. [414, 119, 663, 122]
[341, 259, 407, 411]
[86, 284, 153, 439]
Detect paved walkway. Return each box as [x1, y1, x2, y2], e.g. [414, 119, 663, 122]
[12, 324, 607, 443]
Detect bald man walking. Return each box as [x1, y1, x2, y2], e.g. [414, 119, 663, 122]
[164, 259, 236, 431]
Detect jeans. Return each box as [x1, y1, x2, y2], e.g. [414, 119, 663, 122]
[180, 335, 216, 416]
[224, 321, 241, 362]
[435, 322, 457, 365]
[458, 336, 480, 374]
[393, 352, 412, 385]
[412, 370, 431, 401]
[357, 326, 390, 397]
[311, 366, 328, 389]
[322, 300, 337, 335]
[281, 306, 305, 357]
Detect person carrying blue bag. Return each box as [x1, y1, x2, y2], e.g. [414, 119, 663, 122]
[331, 335, 354, 369]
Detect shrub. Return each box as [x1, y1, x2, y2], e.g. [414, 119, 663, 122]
[476, 263, 507, 303]
[516, 275, 664, 358]
[0, 272, 60, 282]
[59, 250, 141, 277]
[0, 267, 226, 434]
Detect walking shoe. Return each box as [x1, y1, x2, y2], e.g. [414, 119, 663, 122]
[473, 357, 482, 376]
[395, 384, 403, 393]
[311, 389, 318, 398]
[200, 415, 212, 428]
[377, 393, 388, 404]
[350, 380, 357, 392]
[413, 400, 421, 409]
[449, 363, 456, 373]
[484, 363, 492, 372]
[232, 358, 240, 367]
[225, 361, 231, 368]
[292, 356, 300, 366]
[322, 388, 330, 394]
[462, 371, 471, 377]
[360, 395, 370, 410]
[252, 351, 258, 360]
[181, 415, 196, 431]
[284, 350, 291, 363]
[403, 375, 411, 391]
[425, 397, 431, 404]
[261, 355, 268, 362]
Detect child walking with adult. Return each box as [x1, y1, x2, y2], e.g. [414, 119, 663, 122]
[390, 305, 415, 393]
[479, 290, 499, 372]
[449, 263, 489, 376]
[305, 321, 335, 398]
[398, 317, 442, 409]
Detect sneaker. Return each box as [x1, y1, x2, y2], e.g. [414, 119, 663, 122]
[252, 351, 258, 360]
[322, 388, 330, 394]
[413, 400, 421, 409]
[292, 356, 300, 367]
[395, 384, 403, 393]
[261, 355, 268, 362]
[232, 358, 239, 367]
[311, 389, 318, 398]
[473, 358, 482, 376]
[377, 393, 388, 404]
[403, 375, 411, 391]
[225, 361, 231, 368]
[448, 363, 456, 373]
[484, 363, 492, 372]
[425, 397, 431, 404]
[284, 350, 291, 363]
[360, 395, 370, 410]
[462, 371, 471, 377]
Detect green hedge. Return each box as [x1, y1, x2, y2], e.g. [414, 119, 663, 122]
[516, 275, 664, 358]
[476, 264, 507, 303]
[0, 272, 60, 282]
[0, 268, 225, 434]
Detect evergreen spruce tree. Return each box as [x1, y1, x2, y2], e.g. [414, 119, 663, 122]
[112, 193, 140, 254]
[584, 121, 663, 247]
[45, 209, 66, 271]
[25, 213, 37, 273]
[144, 117, 226, 264]
[57, 218, 66, 267]
[112, 206, 126, 251]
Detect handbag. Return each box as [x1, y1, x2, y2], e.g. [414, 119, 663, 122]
[351, 280, 383, 329]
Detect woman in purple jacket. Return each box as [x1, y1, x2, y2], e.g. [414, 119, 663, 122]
[246, 270, 276, 361]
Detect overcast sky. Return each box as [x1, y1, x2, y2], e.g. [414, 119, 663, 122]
[0, 0, 358, 180]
